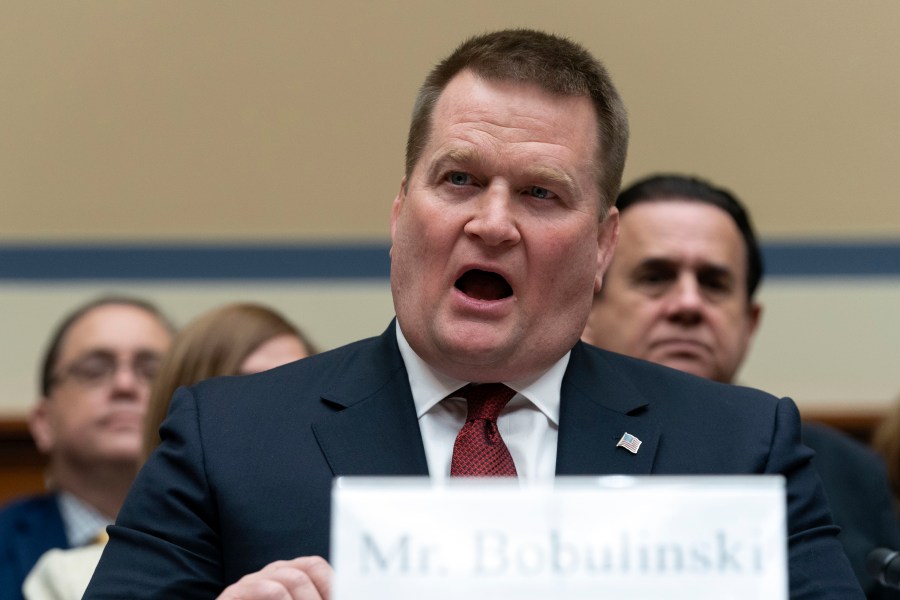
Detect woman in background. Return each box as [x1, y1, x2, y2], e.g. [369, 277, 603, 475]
[142, 302, 315, 455]
[23, 302, 315, 600]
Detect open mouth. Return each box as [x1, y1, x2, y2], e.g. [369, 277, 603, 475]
[455, 269, 513, 301]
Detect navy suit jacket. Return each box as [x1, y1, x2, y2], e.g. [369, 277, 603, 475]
[0, 493, 69, 600]
[802, 422, 900, 599]
[85, 323, 863, 598]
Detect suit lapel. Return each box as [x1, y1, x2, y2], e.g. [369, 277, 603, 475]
[555, 343, 660, 476]
[311, 322, 429, 477]
[13, 495, 69, 582]
[310, 331, 662, 479]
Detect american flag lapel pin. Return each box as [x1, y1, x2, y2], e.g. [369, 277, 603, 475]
[616, 432, 642, 454]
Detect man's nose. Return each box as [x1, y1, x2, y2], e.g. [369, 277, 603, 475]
[110, 363, 142, 398]
[665, 273, 704, 325]
[463, 184, 522, 247]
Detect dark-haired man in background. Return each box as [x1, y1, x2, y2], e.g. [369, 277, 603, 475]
[584, 173, 900, 598]
[86, 31, 862, 599]
[0, 297, 173, 600]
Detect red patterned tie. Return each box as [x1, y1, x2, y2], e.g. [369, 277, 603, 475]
[450, 383, 518, 477]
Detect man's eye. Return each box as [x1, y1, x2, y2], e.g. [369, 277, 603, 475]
[72, 360, 114, 381]
[135, 357, 162, 382]
[529, 186, 554, 200]
[448, 172, 471, 186]
[700, 280, 732, 297]
[638, 271, 671, 284]
[702, 279, 727, 291]
[698, 271, 733, 294]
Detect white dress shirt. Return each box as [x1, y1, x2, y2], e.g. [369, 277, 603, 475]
[57, 492, 112, 547]
[395, 325, 568, 485]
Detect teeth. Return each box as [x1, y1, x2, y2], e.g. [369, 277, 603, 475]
[455, 269, 512, 300]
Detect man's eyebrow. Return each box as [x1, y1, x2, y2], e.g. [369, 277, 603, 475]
[635, 257, 678, 271]
[634, 258, 736, 282]
[69, 348, 162, 364]
[134, 349, 164, 361]
[426, 147, 483, 179]
[697, 264, 735, 281]
[528, 165, 578, 196]
[443, 147, 481, 164]
[427, 148, 579, 194]
[65, 348, 117, 366]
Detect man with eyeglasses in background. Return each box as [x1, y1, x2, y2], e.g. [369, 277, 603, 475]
[0, 296, 173, 600]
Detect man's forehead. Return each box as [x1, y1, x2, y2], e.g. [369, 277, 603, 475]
[619, 201, 747, 270]
[622, 201, 742, 244]
[434, 72, 596, 133]
[421, 71, 601, 193]
[58, 304, 169, 359]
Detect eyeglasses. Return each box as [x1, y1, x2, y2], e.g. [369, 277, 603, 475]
[50, 351, 163, 390]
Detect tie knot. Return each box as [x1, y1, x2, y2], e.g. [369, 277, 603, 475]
[458, 383, 516, 422]
[92, 529, 110, 545]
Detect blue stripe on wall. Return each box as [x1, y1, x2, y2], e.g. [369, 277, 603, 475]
[761, 241, 899, 277]
[0, 244, 391, 280]
[0, 241, 897, 280]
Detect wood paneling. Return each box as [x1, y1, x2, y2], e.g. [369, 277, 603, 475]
[0, 418, 47, 504]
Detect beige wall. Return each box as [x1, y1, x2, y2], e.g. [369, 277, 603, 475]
[1, 2, 898, 415]
[3, 1, 899, 240]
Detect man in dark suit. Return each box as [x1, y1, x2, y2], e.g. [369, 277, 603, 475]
[86, 30, 863, 599]
[0, 296, 173, 600]
[584, 173, 900, 598]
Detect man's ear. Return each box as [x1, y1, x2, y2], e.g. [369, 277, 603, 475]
[28, 399, 55, 454]
[389, 177, 408, 252]
[594, 207, 619, 293]
[747, 301, 763, 339]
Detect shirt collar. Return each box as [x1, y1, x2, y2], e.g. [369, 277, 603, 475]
[395, 323, 567, 426]
[57, 491, 113, 547]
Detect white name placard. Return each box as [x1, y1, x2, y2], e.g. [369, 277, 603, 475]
[331, 476, 786, 600]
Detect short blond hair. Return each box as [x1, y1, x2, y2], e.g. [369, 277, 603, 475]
[405, 29, 629, 216]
